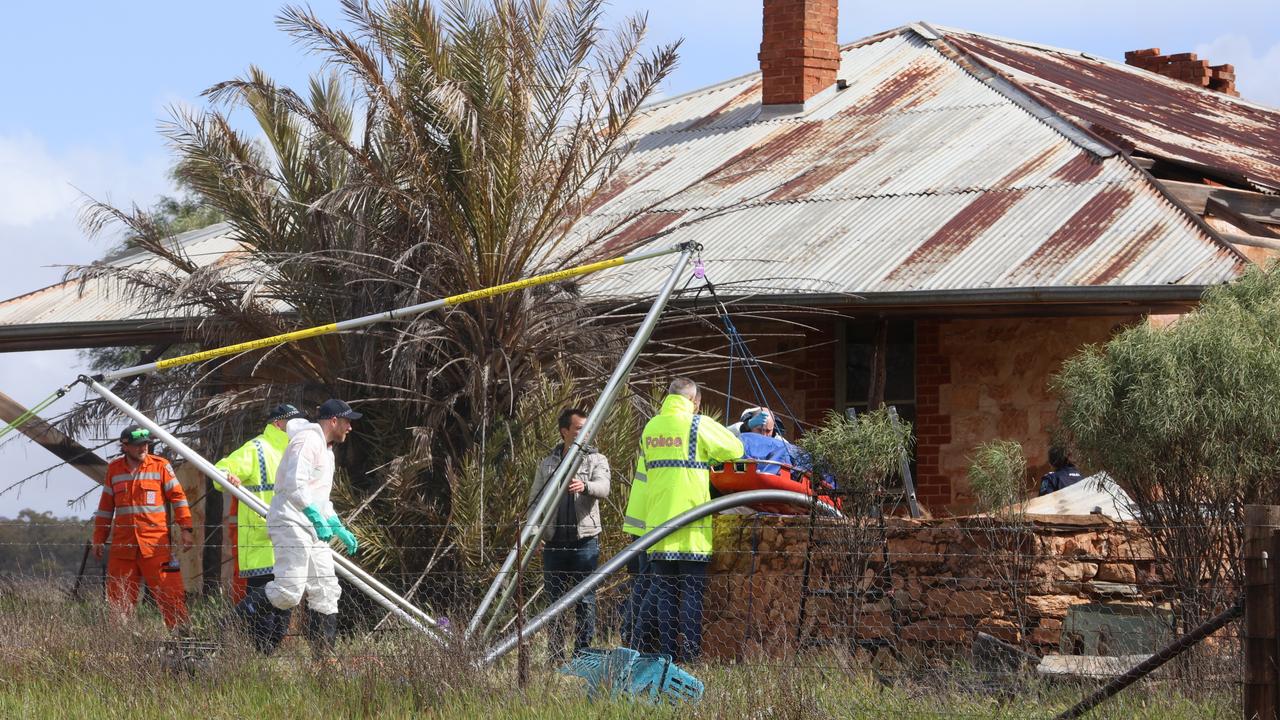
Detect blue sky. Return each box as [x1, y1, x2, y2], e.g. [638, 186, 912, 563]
[0, 0, 1277, 518]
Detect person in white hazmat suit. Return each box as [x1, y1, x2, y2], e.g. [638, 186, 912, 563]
[264, 398, 361, 658]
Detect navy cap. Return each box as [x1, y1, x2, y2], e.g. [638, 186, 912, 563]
[266, 403, 307, 423]
[316, 398, 362, 420]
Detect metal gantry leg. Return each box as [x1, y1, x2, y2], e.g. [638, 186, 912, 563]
[467, 244, 699, 641]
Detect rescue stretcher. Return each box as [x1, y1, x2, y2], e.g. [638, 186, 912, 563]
[709, 459, 841, 515]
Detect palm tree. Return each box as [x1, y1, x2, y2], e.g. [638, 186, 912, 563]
[72, 0, 680, 603]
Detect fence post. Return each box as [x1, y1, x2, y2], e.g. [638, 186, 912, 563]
[1244, 505, 1280, 720]
[1272, 530, 1280, 717]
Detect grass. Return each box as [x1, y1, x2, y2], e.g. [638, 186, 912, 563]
[0, 580, 1239, 719]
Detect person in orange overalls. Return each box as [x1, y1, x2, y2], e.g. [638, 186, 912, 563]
[92, 425, 194, 629]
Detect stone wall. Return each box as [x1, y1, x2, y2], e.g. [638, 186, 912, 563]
[701, 512, 1160, 661]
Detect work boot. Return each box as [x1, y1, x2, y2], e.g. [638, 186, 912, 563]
[305, 609, 338, 660]
[260, 606, 291, 656]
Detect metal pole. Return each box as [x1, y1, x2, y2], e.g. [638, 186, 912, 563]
[83, 377, 445, 642]
[99, 244, 687, 383]
[467, 244, 699, 640]
[481, 489, 842, 665]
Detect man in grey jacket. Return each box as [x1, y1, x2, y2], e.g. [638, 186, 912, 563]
[527, 407, 611, 663]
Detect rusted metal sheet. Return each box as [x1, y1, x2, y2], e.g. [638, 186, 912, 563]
[576, 29, 1246, 300]
[946, 29, 1280, 191]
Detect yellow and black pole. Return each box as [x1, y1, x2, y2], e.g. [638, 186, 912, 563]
[97, 243, 690, 383]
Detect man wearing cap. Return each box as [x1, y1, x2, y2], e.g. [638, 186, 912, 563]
[213, 403, 307, 653]
[92, 425, 194, 630]
[264, 398, 361, 659]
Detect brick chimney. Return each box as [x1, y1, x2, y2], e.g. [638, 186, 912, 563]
[1124, 48, 1238, 96]
[758, 0, 841, 107]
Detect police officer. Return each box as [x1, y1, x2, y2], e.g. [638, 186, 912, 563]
[1039, 446, 1083, 496]
[632, 378, 743, 662]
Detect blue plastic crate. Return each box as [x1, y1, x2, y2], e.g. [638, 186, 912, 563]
[630, 652, 704, 704]
[559, 648, 635, 700]
[559, 647, 703, 704]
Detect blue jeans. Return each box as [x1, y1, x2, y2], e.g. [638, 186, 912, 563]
[542, 536, 599, 662]
[621, 550, 651, 649]
[636, 558, 709, 662]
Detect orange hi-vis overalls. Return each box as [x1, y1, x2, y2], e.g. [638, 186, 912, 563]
[93, 453, 193, 628]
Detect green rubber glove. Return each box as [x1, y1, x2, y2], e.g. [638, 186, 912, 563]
[328, 515, 358, 556]
[302, 505, 333, 540]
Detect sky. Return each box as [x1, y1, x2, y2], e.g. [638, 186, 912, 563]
[1, 0, 1278, 519]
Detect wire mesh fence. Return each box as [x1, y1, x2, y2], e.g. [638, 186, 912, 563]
[0, 513, 1246, 718]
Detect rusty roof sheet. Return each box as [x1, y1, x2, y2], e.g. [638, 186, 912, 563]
[945, 28, 1280, 191]
[576, 29, 1245, 300]
[0, 223, 283, 331]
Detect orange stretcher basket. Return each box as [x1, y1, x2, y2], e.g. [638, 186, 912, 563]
[709, 460, 840, 515]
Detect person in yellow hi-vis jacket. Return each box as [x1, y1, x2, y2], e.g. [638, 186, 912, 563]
[632, 378, 743, 662]
[621, 447, 650, 648]
[213, 403, 306, 654]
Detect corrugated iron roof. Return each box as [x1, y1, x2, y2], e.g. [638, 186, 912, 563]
[577, 28, 1247, 300]
[0, 223, 282, 346]
[944, 28, 1280, 192]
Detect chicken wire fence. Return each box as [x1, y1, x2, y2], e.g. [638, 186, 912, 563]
[0, 512, 1246, 717]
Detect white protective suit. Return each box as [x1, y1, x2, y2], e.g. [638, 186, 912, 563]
[264, 418, 341, 615]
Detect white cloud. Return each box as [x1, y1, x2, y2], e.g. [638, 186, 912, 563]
[1194, 34, 1280, 108]
[0, 133, 171, 294]
[0, 134, 80, 227]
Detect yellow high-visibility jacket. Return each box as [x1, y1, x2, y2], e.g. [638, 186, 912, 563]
[639, 394, 743, 561]
[214, 422, 289, 577]
[622, 449, 648, 537]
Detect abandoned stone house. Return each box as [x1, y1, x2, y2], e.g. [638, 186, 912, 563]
[576, 1, 1280, 514]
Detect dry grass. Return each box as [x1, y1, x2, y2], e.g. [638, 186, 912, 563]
[0, 578, 1240, 719]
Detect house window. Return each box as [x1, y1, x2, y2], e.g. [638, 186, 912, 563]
[844, 319, 916, 432]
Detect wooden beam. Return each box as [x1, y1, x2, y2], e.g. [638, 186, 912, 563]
[1222, 233, 1280, 252]
[1159, 180, 1280, 227]
[867, 318, 887, 410]
[0, 343, 170, 484]
[1208, 197, 1280, 240]
[0, 389, 106, 484]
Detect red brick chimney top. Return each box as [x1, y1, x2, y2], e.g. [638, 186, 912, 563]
[758, 0, 841, 107]
[1124, 48, 1238, 97]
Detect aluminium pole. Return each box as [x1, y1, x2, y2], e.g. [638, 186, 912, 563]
[83, 377, 444, 642]
[481, 489, 842, 665]
[467, 244, 699, 640]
